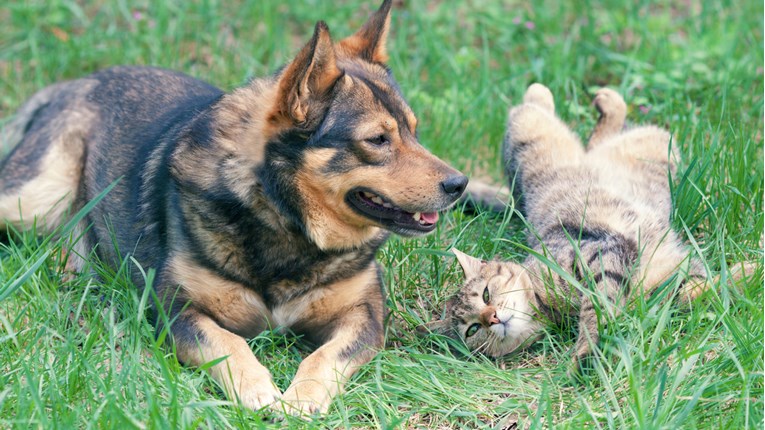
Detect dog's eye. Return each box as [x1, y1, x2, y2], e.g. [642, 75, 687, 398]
[482, 286, 490, 304]
[365, 134, 389, 146]
[465, 323, 481, 338]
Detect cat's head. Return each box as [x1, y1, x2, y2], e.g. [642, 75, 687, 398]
[422, 249, 544, 357]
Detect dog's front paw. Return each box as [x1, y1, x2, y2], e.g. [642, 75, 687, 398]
[221, 370, 283, 411]
[275, 380, 331, 416]
[237, 381, 282, 411]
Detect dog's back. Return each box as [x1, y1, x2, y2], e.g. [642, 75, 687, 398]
[0, 66, 223, 272]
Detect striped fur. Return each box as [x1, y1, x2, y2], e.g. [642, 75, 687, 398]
[426, 84, 749, 372]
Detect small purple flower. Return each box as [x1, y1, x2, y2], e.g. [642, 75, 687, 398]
[524, 21, 536, 30]
[639, 105, 651, 114]
[512, 16, 522, 25]
[132, 10, 143, 21]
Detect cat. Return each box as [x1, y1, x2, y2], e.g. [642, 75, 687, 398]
[425, 83, 752, 371]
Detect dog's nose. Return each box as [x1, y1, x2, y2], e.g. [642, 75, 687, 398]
[441, 174, 468, 198]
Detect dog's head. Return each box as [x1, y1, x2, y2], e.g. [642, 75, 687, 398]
[264, 0, 467, 250]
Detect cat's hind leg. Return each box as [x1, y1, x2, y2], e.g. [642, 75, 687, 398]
[587, 88, 626, 149]
[502, 84, 585, 202]
[584, 85, 676, 173]
[588, 124, 680, 216]
[522, 83, 555, 113]
[588, 123, 679, 176]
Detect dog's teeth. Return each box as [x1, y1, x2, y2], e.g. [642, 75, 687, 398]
[371, 196, 384, 205]
[363, 192, 375, 198]
[413, 212, 421, 221]
[382, 202, 392, 208]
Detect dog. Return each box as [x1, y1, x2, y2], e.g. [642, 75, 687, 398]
[0, 0, 467, 415]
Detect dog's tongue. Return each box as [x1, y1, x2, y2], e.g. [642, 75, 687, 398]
[421, 212, 439, 224]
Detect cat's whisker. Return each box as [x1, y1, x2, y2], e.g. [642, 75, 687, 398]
[475, 339, 492, 355]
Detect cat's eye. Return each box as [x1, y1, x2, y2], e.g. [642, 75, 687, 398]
[465, 323, 481, 338]
[482, 286, 490, 304]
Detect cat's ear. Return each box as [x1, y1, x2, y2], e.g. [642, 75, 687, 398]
[416, 319, 456, 338]
[452, 248, 484, 278]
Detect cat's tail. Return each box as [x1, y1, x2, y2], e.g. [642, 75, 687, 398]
[458, 179, 512, 213]
[676, 260, 761, 303]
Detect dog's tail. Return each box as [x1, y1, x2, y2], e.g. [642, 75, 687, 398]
[459, 179, 512, 213]
[1, 82, 71, 157]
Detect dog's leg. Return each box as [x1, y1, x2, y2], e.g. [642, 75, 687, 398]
[171, 307, 283, 410]
[0, 81, 94, 233]
[162, 254, 281, 410]
[0, 118, 87, 233]
[277, 264, 385, 415]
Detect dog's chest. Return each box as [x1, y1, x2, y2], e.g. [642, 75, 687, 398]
[176, 248, 377, 338]
[258, 248, 376, 303]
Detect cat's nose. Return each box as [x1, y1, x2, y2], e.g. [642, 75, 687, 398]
[480, 307, 501, 327]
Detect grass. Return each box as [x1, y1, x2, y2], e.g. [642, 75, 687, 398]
[0, 0, 762, 428]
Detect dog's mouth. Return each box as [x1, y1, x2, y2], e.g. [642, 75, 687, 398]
[346, 188, 440, 235]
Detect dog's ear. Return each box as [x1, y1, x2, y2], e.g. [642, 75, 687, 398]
[452, 248, 484, 279]
[275, 21, 342, 125]
[338, 0, 392, 63]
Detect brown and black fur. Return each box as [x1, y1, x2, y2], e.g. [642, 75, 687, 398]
[427, 84, 754, 374]
[0, 0, 466, 414]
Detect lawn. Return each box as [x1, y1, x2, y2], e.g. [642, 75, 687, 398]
[0, 0, 762, 428]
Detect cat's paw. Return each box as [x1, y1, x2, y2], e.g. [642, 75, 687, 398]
[593, 88, 626, 119]
[523, 83, 555, 113]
